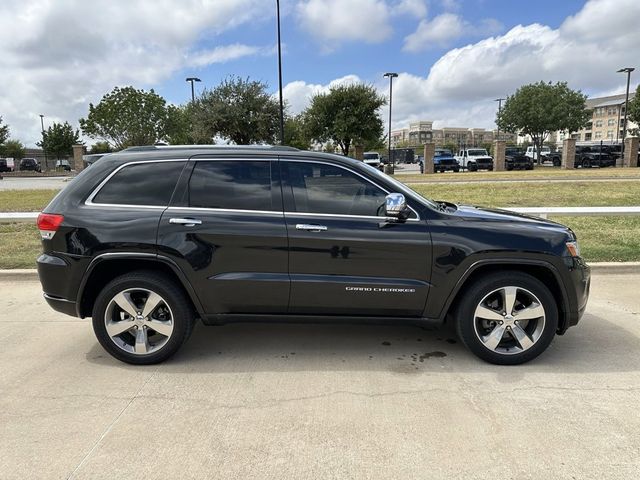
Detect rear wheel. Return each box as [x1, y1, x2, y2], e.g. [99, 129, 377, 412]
[583, 159, 591, 168]
[455, 272, 558, 365]
[92, 271, 195, 365]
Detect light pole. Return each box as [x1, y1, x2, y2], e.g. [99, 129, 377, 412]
[276, 0, 285, 145]
[384, 72, 398, 173]
[494, 98, 505, 139]
[39, 114, 47, 170]
[617, 67, 635, 158]
[185, 77, 201, 103]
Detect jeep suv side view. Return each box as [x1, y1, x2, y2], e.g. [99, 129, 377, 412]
[37, 146, 590, 365]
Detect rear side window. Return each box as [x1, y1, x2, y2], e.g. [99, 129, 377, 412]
[188, 161, 274, 211]
[93, 161, 184, 206]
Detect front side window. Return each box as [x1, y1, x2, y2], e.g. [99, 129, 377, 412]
[284, 162, 387, 217]
[93, 161, 184, 206]
[188, 161, 274, 211]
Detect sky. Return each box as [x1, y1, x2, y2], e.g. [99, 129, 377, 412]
[0, 0, 639, 147]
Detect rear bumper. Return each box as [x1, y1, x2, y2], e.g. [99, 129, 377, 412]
[43, 293, 78, 317]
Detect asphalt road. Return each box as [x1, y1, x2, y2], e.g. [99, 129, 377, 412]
[1, 273, 639, 479]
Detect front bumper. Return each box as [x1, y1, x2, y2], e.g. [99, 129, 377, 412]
[562, 257, 591, 332]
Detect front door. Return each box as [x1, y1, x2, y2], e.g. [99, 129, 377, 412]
[281, 159, 431, 317]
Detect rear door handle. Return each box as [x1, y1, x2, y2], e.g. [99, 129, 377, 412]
[169, 217, 202, 227]
[295, 223, 328, 232]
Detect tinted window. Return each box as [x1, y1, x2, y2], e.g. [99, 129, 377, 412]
[188, 161, 274, 211]
[285, 162, 386, 216]
[93, 161, 184, 206]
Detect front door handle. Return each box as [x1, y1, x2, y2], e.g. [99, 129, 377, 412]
[296, 223, 328, 232]
[169, 217, 202, 227]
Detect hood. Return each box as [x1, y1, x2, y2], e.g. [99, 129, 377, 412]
[449, 204, 569, 231]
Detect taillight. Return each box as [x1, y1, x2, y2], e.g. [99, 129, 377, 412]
[37, 213, 64, 240]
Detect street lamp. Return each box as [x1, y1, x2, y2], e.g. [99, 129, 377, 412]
[384, 72, 398, 173]
[617, 67, 635, 158]
[185, 77, 201, 103]
[494, 98, 505, 139]
[276, 0, 285, 145]
[39, 114, 47, 169]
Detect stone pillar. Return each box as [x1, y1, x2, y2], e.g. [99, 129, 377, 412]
[561, 138, 576, 169]
[623, 136, 639, 168]
[423, 142, 435, 174]
[354, 145, 364, 161]
[493, 140, 506, 171]
[72, 144, 85, 172]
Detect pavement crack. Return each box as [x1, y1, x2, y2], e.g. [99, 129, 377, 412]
[65, 367, 161, 480]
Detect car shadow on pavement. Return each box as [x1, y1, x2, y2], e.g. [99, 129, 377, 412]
[85, 312, 639, 375]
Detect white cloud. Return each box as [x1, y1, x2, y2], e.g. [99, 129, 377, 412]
[403, 13, 503, 51]
[295, 0, 392, 49]
[394, 0, 428, 18]
[289, 0, 640, 134]
[0, 0, 272, 146]
[187, 44, 267, 68]
[282, 75, 362, 114]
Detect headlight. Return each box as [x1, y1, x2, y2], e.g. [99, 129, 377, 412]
[566, 241, 580, 257]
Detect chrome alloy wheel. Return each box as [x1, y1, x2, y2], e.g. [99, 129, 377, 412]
[473, 286, 546, 355]
[104, 288, 174, 355]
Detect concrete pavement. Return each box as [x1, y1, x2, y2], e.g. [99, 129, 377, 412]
[1, 273, 639, 479]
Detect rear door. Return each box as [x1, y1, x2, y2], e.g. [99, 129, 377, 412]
[157, 156, 289, 315]
[281, 158, 431, 317]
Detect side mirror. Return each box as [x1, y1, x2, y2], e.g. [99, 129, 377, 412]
[385, 193, 409, 220]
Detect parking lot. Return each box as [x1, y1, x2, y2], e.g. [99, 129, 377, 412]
[1, 271, 638, 479]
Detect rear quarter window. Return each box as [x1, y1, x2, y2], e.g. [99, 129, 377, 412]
[92, 161, 185, 206]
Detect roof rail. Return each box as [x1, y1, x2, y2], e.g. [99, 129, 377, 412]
[121, 144, 300, 152]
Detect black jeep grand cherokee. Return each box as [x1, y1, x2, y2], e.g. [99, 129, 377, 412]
[37, 146, 590, 365]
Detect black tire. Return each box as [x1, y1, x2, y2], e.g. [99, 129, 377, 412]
[453, 168, 460, 173]
[92, 270, 195, 365]
[553, 158, 561, 167]
[488, 167, 493, 171]
[583, 159, 591, 168]
[468, 164, 477, 172]
[455, 271, 558, 365]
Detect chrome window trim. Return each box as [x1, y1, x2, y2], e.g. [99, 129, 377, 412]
[85, 159, 188, 207]
[282, 158, 421, 221]
[166, 206, 282, 216]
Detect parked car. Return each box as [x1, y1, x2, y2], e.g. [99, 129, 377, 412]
[455, 148, 493, 171]
[525, 146, 551, 163]
[55, 160, 72, 172]
[362, 152, 382, 169]
[0, 158, 11, 173]
[542, 150, 562, 167]
[37, 145, 590, 366]
[574, 146, 615, 168]
[505, 147, 533, 170]
[433, 149, 460, 173]
[19, 158, 41, 172]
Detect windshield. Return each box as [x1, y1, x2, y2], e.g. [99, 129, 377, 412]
[363, 163, 439, 210]
[467, 149, 488, 156]
[434, 150, 452, 157]
[363, 153, 379, 160]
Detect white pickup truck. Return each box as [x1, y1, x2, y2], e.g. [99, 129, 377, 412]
[454, 148, 494, 171]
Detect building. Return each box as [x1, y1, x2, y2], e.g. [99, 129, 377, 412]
[391, 121, 516, 148]
[555, 92, 637, 146]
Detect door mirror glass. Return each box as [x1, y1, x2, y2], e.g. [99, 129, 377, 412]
[385, 193, 407, 218]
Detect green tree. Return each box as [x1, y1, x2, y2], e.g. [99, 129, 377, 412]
[284, 115, 310, 150]
[3, 139, 25, 159]
[37, 122, 81, 167]
[80, 86, 172, 149]
[192, 76, 280, 144]
[304, 83, 385, 157]
[0, 116, 9, 146]
[89, 141, 113, 154]
[626, 85, 640, 136]
[497, 81, 590, 164]
[165, 104, 212, 145]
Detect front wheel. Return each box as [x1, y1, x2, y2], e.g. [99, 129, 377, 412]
[92, 271, 195, 364]
[455, 272, 558, 365]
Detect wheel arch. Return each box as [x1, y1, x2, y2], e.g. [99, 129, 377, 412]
[76, 253, 205, 319]
[442, 260, 570, 334]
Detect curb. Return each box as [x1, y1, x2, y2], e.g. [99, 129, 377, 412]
[1, 263, 638, 281]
